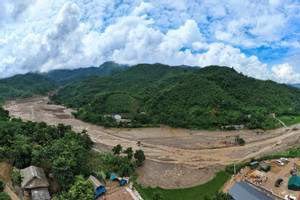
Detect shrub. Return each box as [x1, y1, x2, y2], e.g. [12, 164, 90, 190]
[0, 192, 11, 200]
[11, 169, 22, 184]
[235, 136, 245, 146]
[0, 180, 5, 192]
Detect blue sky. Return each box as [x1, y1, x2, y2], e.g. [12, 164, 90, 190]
[0, 0, 300, 83]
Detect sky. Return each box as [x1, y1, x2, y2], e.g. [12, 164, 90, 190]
[0, 0, 300, 83]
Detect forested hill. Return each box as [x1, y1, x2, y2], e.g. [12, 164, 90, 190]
[51, 64, 300, 130]
[41, 61, 130, 85]
[0, 73, 56, 102]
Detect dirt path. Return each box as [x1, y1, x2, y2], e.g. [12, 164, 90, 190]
[4, 185, 19, 200]
[4, 96, 300, 189]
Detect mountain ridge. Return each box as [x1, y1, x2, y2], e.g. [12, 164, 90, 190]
[51, 64, 300, 130]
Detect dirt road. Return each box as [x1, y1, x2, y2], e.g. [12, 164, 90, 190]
[4, 185, 19, 200]
[4, 96, 300, 189]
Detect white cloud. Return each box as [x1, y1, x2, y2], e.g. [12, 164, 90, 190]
[271, 63, 300, 83]
[0, 0, 299, 84]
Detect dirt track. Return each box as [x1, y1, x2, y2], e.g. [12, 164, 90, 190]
[4, 96, 300, 189]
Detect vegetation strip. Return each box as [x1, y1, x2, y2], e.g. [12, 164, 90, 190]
[133, 171, 231, 200]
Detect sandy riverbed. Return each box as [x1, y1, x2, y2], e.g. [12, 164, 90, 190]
[4, 96, 300, 189]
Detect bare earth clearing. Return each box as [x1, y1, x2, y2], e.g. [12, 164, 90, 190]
[4, 96, 300, 189]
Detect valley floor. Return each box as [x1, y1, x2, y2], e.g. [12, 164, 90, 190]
[4, 96, 300, 189]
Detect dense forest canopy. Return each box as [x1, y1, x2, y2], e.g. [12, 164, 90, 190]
[51, 64, 300, 130]
[0, 106, 140, 198]
[41, 61, 130, 85]
[0, 73, 56, 99]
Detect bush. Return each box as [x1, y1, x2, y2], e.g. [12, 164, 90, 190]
[235, 136, 245, 146]
[0, 192, 11, 200]
[0, 180, 5, 192]
[11, 169, 22, 184]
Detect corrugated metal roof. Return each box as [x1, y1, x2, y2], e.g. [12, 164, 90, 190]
[31, 188, 51, 200]
[89, 175, 104, 190]
[228, 182, 274, 200]
[20, 166, 49, 189]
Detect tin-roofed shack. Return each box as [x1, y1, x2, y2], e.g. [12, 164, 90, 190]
[20, 166, 51, 200]
[89, 175, 106, 198]
[250, 161, 259, 169]
[260, 163, 270, 172]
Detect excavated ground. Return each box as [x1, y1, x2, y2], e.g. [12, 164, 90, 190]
[4, 96, 300, 189]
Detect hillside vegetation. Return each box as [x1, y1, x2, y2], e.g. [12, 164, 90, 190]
[0, 73, 56, 101]
[41, 61, 129, 85]
[52, 64, 300, 130]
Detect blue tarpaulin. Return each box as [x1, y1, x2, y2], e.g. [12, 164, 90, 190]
[110, 173, 116, 180]
[120, 179, 126, 186]
[94, 187, 106, 198]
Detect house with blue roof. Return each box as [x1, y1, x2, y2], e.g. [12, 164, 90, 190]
[228, 182, 274, 200]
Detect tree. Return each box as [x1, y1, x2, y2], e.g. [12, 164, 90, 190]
[134, 150, 145, 166]
[68, 175, 94, 200]
[123, 147, 133, 159]
[53, 176, 94, 200]
[152, 191, 164, 200]
[235, 136, 245, 146]
[52, 153, 77, 189]
[0, 192, 11, 200]
[0, 180, 5, 192]
[11, 169, 22, 184]
[0, 107, 9, 121]
[10, 135, 33, 168]
[214, 191, 233, 200]
[112, 144, 122, 155]
[100, 170, 106, 183]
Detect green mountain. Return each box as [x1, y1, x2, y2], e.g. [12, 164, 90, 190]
[41, 61, 130, 85]
[0, 73, 56, 102]
[51, 64, 300, 130]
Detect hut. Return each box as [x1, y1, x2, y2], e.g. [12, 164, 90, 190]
[250, 161, 259, 169]
[31, 188, 51, 200]
[260, 163, 270, 172]
[20, 166, 50, 200]
[88, 175, 106, 198]
[288, 176, 300, 191]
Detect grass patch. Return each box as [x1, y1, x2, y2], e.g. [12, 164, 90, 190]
[278, 115, 300, 126]
[133, 171, 231, 200]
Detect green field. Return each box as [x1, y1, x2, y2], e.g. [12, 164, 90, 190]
[278, 115, 300, 126]
[134, 171, 231, 200]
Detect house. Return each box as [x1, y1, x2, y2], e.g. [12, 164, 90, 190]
[20, 166, 51, 200]
[88, 175, 106, 198]
[221, 124, 245, 130]
[260, 163, 270, 172]
[114, 114, 122, 121]
[288, 176, 300, 191]
[31, 188, 51, 200]
[228, 182, 274, 200]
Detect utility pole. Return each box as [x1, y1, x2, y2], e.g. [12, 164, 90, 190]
[234, 161, 236, 175]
